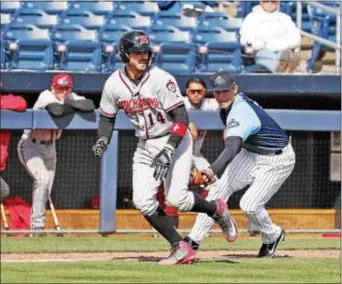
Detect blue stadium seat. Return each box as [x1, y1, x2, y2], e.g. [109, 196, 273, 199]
[1, 40, 6, 69]
[0, 1, 22, 14]
[192, 26, 236, 45]
[113, 1, 159, 17]
[149, 26, 191, 45]
[1, 13, 12, 32]
[12, 8, 58, 30]
[156, 42, 196, 74]
[51, 24, 101, 72]
[98, 24, 132, 72]
[107, 11, 152, 32]
[2, 23, 53, 70]
[68, 1, 114, 16]
[198, 12, 243, 32]
[22, 1, 68, 15]
[152, 11, 197, 32]
[193, 27, 242, 73]
[98, 24, 131, 45]
[60, 9, 105, 30]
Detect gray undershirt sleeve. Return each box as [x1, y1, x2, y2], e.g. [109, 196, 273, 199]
[211, 136, 243, 174]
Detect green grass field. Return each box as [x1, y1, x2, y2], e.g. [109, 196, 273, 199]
[1, 236, 341, 283]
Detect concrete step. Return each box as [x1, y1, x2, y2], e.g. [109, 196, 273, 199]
[321, 64, 340, 73]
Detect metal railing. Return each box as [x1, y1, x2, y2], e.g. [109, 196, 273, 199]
[0, 109, 341, 235]
[297, 1, 341, 72]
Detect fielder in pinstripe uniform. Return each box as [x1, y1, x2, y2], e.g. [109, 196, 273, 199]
[184, 71, 296, 258]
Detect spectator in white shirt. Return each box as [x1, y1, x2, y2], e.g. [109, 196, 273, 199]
[240, 1, 301, 73]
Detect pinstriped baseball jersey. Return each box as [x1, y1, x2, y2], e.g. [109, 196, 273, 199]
[188, 92, 295, 246]
[100, 66, 184, 139]
[223, 93, 289, 153]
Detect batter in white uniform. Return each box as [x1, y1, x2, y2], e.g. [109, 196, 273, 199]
[184, 71, 296, 258]
[18, 74, 95, 231]
[93, 30, 236, 265]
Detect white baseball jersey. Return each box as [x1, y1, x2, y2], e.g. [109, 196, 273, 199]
[21, 90, 86, 141]
[183, 97, 219, 170]
[18, 89, 85, 228]
[100, 66, 184, 139]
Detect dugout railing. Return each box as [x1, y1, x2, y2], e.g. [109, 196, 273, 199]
[0, 109, 340, 235]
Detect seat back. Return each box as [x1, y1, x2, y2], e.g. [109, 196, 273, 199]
[198, 12, 243, 32]
[51, 24, 97, 42]
[0, 1, 22, 14]
[60, 9, 106, 30]
[68, 1, 114, 16]
[12, 8, 58, 30]
[113, 1, 159, 17]
[152, 11, 197, 32]
[107, 11, 151, 32]
[193, 27, 236, 45]
[22, 1, 68, 15]
[150, 26, 191, 45]
[1, 13, 12, 32]
[3, 23, 50, 40]
[62, 41, 102, 72]
[157, 42, 195, 73]
[98, 24, 132, 45]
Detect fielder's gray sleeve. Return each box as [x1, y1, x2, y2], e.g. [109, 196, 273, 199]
[0, 177, 10, 201]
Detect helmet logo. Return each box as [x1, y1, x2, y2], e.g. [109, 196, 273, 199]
[139, 35, 149, 45]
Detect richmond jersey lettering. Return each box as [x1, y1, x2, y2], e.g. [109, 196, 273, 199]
[100, 66, 184, 139]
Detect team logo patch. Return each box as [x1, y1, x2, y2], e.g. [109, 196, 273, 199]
[227, 118, 240, 129]
[57, 76, 69, 85]
[166, 80, 176, 93]
[214, 76, 225, 86]
[139, 35, 149, 45]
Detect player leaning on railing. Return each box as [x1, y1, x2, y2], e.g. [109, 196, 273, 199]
[17, 74, 95, 235]
[92, 30, 237, 265]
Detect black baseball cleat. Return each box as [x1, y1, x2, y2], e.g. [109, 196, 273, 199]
[184, 236, 200, 251]
[257, 229, 285, 258]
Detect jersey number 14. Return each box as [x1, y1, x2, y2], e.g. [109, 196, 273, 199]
[148, 112, 166, 126]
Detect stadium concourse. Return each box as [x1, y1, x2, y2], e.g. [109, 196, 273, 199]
[0, 1, 340, 237]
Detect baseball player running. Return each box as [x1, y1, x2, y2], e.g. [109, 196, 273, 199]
[156, 77, 220, 229]
[92, 30, 236, 265]
[18, 74, 95, 232]
[184, 71, 296, 258]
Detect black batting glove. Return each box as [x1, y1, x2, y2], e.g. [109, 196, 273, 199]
[93, 137, 108, 158]
[150, 144, 175, 181]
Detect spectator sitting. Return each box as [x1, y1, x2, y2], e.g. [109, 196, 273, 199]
[239, 1, 301, 73]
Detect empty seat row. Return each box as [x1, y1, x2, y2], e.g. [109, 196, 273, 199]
[2, 8, 243, 34]
[1, 23, 242, 73]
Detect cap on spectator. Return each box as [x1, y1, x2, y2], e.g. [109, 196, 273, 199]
[51, 74, 73, 88]
[209, 71, 236, 92]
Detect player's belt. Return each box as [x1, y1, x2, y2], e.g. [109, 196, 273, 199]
[253, 149, 283, 155]
[148, 132, 170, 140]
[31, 139, 54, 145]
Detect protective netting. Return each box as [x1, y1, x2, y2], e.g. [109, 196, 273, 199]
[2, 130, 340, 210]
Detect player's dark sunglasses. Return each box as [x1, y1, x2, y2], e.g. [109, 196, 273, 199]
[188, 89, 205, 94]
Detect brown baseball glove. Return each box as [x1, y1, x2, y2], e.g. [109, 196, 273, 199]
[189, 169, 206, 186]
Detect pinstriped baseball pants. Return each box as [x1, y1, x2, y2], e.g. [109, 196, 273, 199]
[188, 143, 296, 244]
